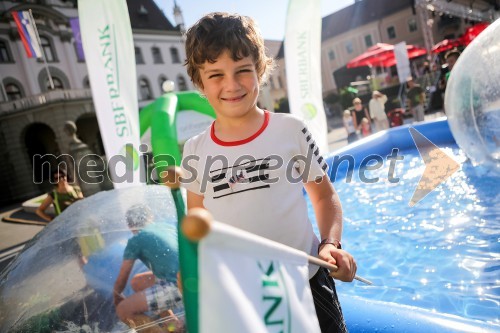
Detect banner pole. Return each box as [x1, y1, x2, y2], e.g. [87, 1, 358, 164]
[165, 166, 200, 333]
[28, 9, 54, 90]
[183, 208, 372, 285]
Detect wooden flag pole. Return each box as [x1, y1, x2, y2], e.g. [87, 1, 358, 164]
[182, 208, 372, 285]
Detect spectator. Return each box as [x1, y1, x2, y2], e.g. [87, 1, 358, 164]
[444, 48, 461, 81]
[351, 97, 371, 132]
[406, 78, 426, 122]
[343, 110, 358, 143]
[360, 118, 372, 138]
[36, 168, 83, 222]
[369, 91, 389, 132]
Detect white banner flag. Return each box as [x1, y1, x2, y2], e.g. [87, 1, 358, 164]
[394, 41, 411, 83]
[78, 0, 143, 188]
[199, 221, 320, 333]
[285, 0, 328, 154]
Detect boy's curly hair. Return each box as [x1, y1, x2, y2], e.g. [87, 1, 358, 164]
[184, 12, 275, 89]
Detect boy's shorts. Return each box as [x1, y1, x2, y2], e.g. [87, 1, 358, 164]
[309, 267, 348, 333]
[144, 279, 183, 313]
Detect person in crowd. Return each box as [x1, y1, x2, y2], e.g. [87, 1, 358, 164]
[421, 61, 431, 76]
[438, 48, 462, 99]
[360, 118, 372, 138]
[36, 168, 83, 222]
[351, 97, 371, 132]
[444, 48, 461, 81]
[180, 12, 356, 333]
[114, 205, 183, 332]
[368, 91, 389, 132]
[343, 110, 358, 144]
[406, 77, 426, 122]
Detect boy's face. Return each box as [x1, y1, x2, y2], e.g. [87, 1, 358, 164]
[199, 50, 260, 119]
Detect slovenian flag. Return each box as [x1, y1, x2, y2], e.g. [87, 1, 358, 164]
[12, 11, 42, 58]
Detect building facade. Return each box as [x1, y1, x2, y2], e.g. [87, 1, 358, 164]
[0, 0, 190, 205]
[320, 0, 500, 95]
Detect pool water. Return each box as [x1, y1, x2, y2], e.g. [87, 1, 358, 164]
[307, 146, 499, 325]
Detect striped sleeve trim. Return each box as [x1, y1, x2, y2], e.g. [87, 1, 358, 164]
[301, 127, 328, 173]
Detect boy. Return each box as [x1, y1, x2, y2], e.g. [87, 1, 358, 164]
[114, 204, 183, 332]
[181, 12, 356, 332]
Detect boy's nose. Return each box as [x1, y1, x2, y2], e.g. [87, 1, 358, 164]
[224, 75, 242, 91]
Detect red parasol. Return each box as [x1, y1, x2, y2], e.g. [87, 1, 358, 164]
[431, 39, 462, 54]
[347, 43, 427, 68]
[460, 22, 490, 46]
[346, 43, 395, 68]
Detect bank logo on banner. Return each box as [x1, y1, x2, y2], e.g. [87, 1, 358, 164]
[258, 261, 290, 331]
[301, 103, 318, 120]
[285, 0, 328, 154]
[78, 0, 142, 188]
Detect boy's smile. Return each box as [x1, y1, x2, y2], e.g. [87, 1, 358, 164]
[199, 50, 260, 124]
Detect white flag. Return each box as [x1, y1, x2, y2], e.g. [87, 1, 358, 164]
[285, 0, 329, 154]
[394, 42, 411, 83]
[78, 0, 143, 188]
[199, 221, 320, 333]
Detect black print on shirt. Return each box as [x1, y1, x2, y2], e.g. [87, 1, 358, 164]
[209, 158, 271, 199]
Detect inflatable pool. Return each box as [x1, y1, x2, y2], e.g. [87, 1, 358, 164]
[319, 118, 499, 332]
[0, 119, 497, 332]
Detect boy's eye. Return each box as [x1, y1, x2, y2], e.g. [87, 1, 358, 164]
[208, 73, 222, 79]
[238, 69, 252, 73]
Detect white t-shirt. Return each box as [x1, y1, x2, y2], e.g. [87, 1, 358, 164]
[181, 111, 328, 278]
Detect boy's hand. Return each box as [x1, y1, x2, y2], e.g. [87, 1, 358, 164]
[318, 244, 357, 282]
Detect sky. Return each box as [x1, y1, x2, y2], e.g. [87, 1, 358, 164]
[153, 0, 355, 41]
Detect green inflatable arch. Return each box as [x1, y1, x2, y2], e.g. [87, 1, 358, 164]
[139, 90, 215, 176]
[140, 90, 215, 332]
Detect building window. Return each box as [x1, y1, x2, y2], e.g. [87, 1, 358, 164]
[328, 49, 335, 60]
[0, 40, 13, 63]
[5, 83, 22, 101]
[158, 75, 168, 92]
[152, 46, 163, 64]
[387, 26, 396, 39]
[170, 47, 180, 64]
[364, 35, 373, 47]
[40, 36, 56, 62]
[139, 78, 153, 100]
[345, 41, 353, 54]
[408, 18, 418, 32]
[135, 47, 145, 64]
[177, 75, 188, 91]
[46, 77, 64, 90]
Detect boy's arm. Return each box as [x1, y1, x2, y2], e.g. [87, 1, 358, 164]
[113, 259, 134, 306]
[187, 190, 205, 210]
[304, 175, 357, 282]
